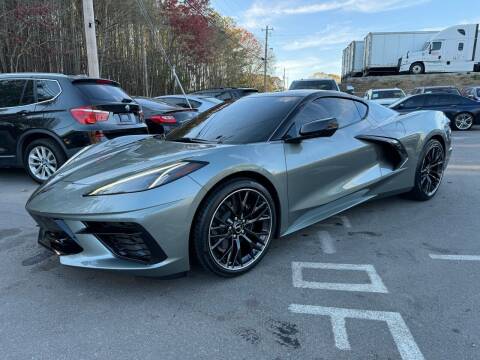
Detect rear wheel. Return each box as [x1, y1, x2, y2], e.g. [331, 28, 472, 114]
[192, 179, 277, 277]
[452, 112, 474, 131]
[24, 139, 66, 183]
[408, 139, 445, 201]
[409, 62, 425, 75]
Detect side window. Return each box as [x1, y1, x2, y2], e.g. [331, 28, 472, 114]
[217, 91, 232, 101]
[36, 80, 61, 102]
[431, 42, 442, 51]
[20, 80, 35, 105]
[458, 43, 464, 51]
[458, 29, 466, 36]
[0, 79, 27, 108]
[403, 96, 425, 108]
[425, 95, 451, 106]
[355, 102, 368, 119]
[316, 98, 363, 128]
[293, 101, 331, 129]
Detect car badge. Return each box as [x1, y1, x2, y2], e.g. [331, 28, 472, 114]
[125, 104, 130, 112]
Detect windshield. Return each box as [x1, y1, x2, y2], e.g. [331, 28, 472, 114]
[166, 96, 301, 144]
[289, 80, 337, 90]
[372, 90, 405, 99]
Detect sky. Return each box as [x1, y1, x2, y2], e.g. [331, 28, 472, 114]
[210, 0, 480, 84]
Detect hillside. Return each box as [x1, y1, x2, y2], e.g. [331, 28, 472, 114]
[341, 72, 480, 95]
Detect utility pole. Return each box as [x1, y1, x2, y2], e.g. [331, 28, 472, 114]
[283, 67, 286, 90]
[82, 0, 100, 77]
[262, 25, 273, 92]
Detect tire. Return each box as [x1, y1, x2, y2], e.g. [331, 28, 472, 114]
[24, 138, 66, 183]
[452, 112, 474, 131]
[192, 178, 277, 277]
[409, 62, 425, 75]
[408, 139, 445, 201]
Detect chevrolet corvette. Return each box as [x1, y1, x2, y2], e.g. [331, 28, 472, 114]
[26, 90, 452, 277]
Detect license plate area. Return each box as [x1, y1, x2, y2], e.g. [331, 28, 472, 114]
[118, 113, 135, 124]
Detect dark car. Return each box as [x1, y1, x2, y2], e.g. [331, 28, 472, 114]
[133, 97, 198, 134]
[190, 87, 258, 101]
[390, 93, 480, 130]
[289, 78, 340, 92]
[410, 86, 461, 96]
[462, 86, 480, 102]
[0, 73, 148, 182]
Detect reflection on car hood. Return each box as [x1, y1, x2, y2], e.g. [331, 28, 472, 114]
[51, 135, 221, 186]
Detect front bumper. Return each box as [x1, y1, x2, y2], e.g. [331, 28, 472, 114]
[26, 176, 204, 277]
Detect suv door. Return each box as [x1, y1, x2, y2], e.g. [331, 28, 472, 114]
[0, 79, 37, 164]
[284, 97, 382, 227]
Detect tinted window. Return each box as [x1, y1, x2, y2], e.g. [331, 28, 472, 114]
[401, 96, 425, 108]
[477, 89, 480, 97]
[289, 80, 337, 91]
[20, 80, 35, 105]
[424, 95, 453, 106]
[424, 87, 460, 95]
[166, 96, 301, 144]
[355, 102, 368, 118]
[0, 79, 26, 108]
[431, 42, 442, 51]
[160, 97, 201, 109]
[293, 101, 331, 128]
[36, 80, 61, 102]
[458, 29, 466, 36]
[458, 43, 464, 51]
[217, 91, 232, 101]
[75, 83, 131, 103]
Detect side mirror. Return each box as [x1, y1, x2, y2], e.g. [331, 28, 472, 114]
[346, 85, 355, 95]
[286, 118, 339, 143]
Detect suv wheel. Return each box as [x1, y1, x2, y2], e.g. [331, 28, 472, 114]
[24, 139, 66, 183]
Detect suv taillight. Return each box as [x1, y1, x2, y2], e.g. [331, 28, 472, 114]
[70, 106, 110, 124]
[150, 115, 177, 124]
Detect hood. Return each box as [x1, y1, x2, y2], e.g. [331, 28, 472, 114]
[50, 135, 221, 186]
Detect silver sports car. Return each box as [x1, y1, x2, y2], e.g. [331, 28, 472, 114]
[26, 90, 452, 277]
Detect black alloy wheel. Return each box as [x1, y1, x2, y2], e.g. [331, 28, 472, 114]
[193, 179, 276, 277]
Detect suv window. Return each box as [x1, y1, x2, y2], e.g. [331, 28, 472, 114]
[163, 97, 201, 109]
[75, 83, 131, 103]
[0, 79, 27, 108]
[36, 80, 61, 102]
[20, 80, 35, 105]
[289, 80, 338, 91]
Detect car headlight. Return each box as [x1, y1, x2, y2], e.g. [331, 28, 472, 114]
[86, 161, 207, 196]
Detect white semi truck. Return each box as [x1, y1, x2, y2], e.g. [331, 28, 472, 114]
[341, 41, 365, 78]
[399, 24, 480, 74]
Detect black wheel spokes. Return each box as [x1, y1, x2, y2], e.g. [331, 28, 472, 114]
[208, 189, 273, 270]
[420, 145, 444, 196]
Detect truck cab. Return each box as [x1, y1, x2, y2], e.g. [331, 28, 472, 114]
[399, 24, 480, 74]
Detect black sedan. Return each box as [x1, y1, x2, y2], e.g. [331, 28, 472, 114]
[390, 93, 480, 130]
[134, 97, 198, 134]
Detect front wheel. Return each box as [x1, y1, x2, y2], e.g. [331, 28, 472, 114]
[409, 62, 425, 75]
[452, 112, 474, 131]
[408, 139, 445, 201]
[192, 179, 277, 277]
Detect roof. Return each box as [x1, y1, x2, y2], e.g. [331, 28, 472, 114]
[370, 88, 404, 91]
[291, 78, 336, 82]
[0, 72, 71, 79]
[415, 85, 458, 89]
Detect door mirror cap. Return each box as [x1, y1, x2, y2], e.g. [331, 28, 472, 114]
[286, 118, 339, 143]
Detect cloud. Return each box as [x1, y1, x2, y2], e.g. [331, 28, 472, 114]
[244, 0, 430, 20]
[281, 25, 361, 51]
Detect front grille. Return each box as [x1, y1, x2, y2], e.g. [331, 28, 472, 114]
[32, 216, 83, 255]
[81, 222, 167, 264]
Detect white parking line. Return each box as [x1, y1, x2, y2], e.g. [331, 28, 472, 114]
[289, 304, 425, 360]
[318, 231, 336, 254]
[447, 165, 480, 171]
[429, 254, 480, 261]
[292, 262, 388, 293]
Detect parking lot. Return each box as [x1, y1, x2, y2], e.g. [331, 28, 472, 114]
[0, 128, 479, 360]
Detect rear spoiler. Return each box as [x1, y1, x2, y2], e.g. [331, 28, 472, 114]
[71, 78, 121, 87]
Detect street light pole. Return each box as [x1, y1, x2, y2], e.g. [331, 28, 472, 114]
[82, 0, 100, 77]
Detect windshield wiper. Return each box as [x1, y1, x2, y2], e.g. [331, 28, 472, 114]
[171, 137, 216, 144]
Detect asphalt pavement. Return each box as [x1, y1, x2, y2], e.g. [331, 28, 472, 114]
[1, 128, 479, 360]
